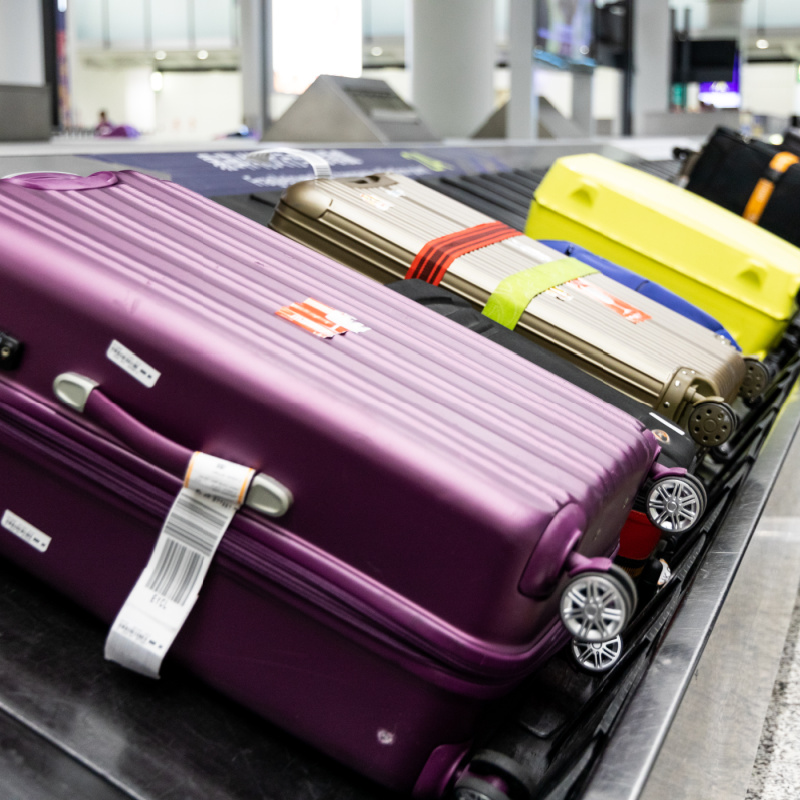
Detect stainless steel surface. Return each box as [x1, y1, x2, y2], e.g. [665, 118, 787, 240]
[645, 522, 800, 800]
[582, 384, 800, 800]
[746, 541, 800, 799]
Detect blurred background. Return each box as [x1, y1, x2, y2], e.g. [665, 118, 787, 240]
[2, 1, 800, 150]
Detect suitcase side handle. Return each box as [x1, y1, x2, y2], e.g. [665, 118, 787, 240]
[52, 372, 293, 518]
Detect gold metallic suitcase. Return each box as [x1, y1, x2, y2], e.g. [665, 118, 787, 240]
[271, 173, 747, 447]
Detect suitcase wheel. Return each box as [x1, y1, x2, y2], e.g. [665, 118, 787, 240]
[645, 474, 707, 534]
[739, 358, 771, 404]
[686, 401, 736, 447]
[452, 775, 514, 800]
[453, 750, 535, 800]
[559, 566, 636, 643]
[571, 635, 623, 673]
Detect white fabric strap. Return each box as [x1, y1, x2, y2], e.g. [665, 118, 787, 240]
[245, 146, 333, 179]
[105, 453, 255, 678]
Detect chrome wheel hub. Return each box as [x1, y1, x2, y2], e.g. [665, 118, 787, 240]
[647, 478, 702, 533]
[560, 574, 627, 643]
[572, 635, 623, 672]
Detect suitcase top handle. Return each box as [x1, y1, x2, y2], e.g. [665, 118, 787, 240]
[2, 171, 119, 191]
[52, 371, 293, 519]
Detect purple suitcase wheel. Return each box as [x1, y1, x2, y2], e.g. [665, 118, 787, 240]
[453, 777, 513, 800]
[645, 473, 706, 534]
[454, 750, 535, 800]
[559, 567, 635, 643]
[571, 635, 623, 673]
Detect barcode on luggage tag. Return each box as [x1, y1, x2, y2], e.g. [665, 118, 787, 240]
[144, 491, 232, 605]
[165, 487, 233, 557]
[105, 487, 239, 678]
[146, 539, 204, 606]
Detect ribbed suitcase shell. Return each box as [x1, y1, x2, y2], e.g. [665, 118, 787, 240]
[539, 240, 739, 346]
[0, 170, 658, 794]
[271, 172, 745, 428]
[385, 279, 699, 471]
[525, 153, 800, 359]
[417, 169, 738, 345]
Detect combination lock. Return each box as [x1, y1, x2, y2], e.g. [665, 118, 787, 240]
[0, 332, 22, 370]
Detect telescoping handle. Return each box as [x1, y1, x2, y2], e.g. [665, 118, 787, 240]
[52, 372, 292, 518]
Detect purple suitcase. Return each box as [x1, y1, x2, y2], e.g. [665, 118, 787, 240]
[0, 170, 663, 795]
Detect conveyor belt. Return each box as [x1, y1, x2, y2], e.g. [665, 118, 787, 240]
[0, 140, 794, 800]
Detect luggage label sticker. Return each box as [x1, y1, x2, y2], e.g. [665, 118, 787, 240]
[569, 278, 651, 324]
[106, 339, 161, 388]
[276, 297, 370, 339]
[545, 286, 573, 301]
[358, 192, 392, 211]
[105, 453, 256, 679]
[1, 510, 51, 553]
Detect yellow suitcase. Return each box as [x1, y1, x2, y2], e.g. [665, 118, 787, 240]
[525, 153, 800, 359]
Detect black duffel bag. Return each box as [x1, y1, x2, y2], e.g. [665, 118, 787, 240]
[681, 126, 800, 248]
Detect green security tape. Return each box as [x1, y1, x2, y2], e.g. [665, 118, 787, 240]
[482, 257, 598, 330]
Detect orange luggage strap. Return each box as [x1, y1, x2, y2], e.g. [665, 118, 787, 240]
[743, 151, 799, 224]
[405, 221, 522, 285]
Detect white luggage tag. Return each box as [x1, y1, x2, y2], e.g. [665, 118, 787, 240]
[51, 373, 293, 678]
[105, 453, 255, 678]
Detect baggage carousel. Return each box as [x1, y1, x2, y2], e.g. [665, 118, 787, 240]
[2, 138, 799, 800]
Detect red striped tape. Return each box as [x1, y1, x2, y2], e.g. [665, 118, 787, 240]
[405, 221, 522, 286]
